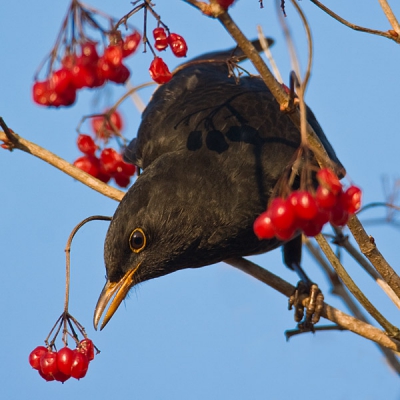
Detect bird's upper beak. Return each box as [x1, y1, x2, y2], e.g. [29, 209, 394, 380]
[93, 264, 140, 330]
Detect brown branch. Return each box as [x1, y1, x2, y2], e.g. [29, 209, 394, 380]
[0, 127, 124, 202]
[225, 257, 400, 354]
[303, 237, 400, 374]
[309, 0, 400, 44]
[378, 0, 400, 34]
[314, 233, 400, 338]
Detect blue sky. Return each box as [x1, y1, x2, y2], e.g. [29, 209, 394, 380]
[1, 1, 400, 399]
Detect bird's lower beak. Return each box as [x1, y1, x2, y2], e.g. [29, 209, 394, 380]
[93, 264, 140, 331]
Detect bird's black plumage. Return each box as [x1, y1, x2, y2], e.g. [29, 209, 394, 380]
[94, 45, 343, 329]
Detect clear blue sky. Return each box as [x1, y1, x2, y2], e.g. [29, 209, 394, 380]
[1, 1, 400, 399]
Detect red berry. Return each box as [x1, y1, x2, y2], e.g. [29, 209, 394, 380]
[49, 68, 74, 95]
[53, 370, 71, 383]
[91, 110, 123, 139]
[269, 197, 296, 230]
[71, 62, 96, 89]
[100, 148, 121, 174]
[149, 57, 172, 84]
[315, 185, 337, 209]
[317, 168, 342, 195]
[77, 134, 97, 156]
[298, 219, 323, 237]
[329, 201, 349, 227]
[80, 41, 99, 66]
[32, 80, 50, 106]
[114, 173, 131, 188]
[103, 45, 123, 67]
[38, 369, 55, 382]
[287, 190, 318, 220]
[108, 63, 130, 84]
[57, 347, 75, 376]
[216, 0, 235, 9]
[342, 185, 362, 214]
[77, 339, 95, 362]
[153, 27, 167, 40]
[29, 346, 48, 370]
[73, 155, 100, 177]
[116, 159, 136, 177]
[253, 210, 275, 239]
[122, 31, 141, 57]
[40, 350, 59, 377]
[167, 33, 188, 57]
[71, 350, 89, 379]
[275, 225, 297, 241]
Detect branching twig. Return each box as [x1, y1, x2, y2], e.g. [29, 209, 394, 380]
[225, 257, 400, 354]
[309, 0, 400, 44]
[303, 236, 400, 374]
[0, 125, 124, 202]
[378, 0, 400, 34]
[314, 233, 400, 338]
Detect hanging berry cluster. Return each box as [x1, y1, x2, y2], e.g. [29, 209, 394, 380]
[28, 216, 110, 383]
[149, 27, 188, 84]
[73, 109, 136, 188]
[253, 167, 362, 241]
[29, 330, 96, 382]
[32, 0, 142, 108]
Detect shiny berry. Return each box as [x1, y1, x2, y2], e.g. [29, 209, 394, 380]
[29, 346, 48, 370]
[57, 347, 75, 376]
[40, 351, 59, 377]
[100, 148, 121, 174]
[167, 33, 188, 57]
[269, 197, 295, 230]
[287, 190, 318, 220]
[122, 31, 141, 57]
[343, 185, 362, 214]
[317, 168, 342, 195]
[73, 155, 100, 177]
[77, 339, 95, 362]
[77, 134, 97, 156]
[149, 57, 172, 84]
[71, 350, 89, 379]
[315, 185, 337, 209]
[253, 210, 275, 239]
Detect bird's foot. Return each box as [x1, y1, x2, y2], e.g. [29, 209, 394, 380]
[288, 281, 324, 331]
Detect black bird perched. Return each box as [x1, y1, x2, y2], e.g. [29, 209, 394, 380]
[94, 43, 343, 330]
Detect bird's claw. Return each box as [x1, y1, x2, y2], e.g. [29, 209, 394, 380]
[288, 281, 324, 331]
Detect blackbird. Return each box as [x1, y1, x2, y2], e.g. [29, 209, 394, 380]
[94, 44, 343, 330]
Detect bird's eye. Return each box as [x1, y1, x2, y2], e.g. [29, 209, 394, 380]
[129, 228, 146, 253]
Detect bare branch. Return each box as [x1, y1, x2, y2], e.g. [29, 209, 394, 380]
[378, 0, 400, 34]
[225, 257, 400, 354]
[0, 126, 124, 202]
[309, 0, 400, 44]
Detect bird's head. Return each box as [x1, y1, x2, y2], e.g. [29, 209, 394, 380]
[93, 151, 264, 330]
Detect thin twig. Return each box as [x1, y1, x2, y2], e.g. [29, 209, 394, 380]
[0, 128, 124, 202]
[303, 236, 400, 374]
[225, 257, 400, 353]
[332, 228, 400, 310]
[378, 0, 400, 34]
[309, 0, 400, 44]
[314, 234, 400, 338]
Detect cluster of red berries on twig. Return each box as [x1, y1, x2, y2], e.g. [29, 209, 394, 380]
[32, 32, 141, 108]
[28, 313, 98, 383]
[31, 0, 142, 108]
[73, 110, 136, 188]
[253, 168, 362, 241]
[149, 27, 188, 84]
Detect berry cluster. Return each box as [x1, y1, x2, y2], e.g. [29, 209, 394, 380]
[32, 32, 141, 108]
[29, 339, 95, 382]
[73, 110, 136, 188]
[253, 168, 362, 241]
[148, 27, 188, 84]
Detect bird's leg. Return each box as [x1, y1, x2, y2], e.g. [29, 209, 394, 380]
[283, 236, 324, 331]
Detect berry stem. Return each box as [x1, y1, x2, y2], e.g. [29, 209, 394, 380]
[64, 216, 113, 316]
